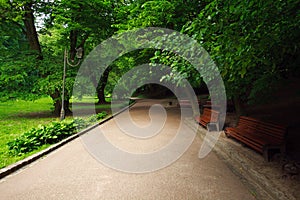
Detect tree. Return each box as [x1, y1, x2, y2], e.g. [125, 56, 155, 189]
[182, 0, 300, 115]
[52, 0, 117, 105]
[110, 0, 205, 97]
[37, 0, 117, 114]
[0, 0, 117, 115]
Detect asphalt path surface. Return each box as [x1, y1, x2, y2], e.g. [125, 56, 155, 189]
[0, 99, 256, 200]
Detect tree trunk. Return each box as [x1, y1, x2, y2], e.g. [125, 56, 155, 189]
[233, 95, 245, 117]
[52, 99, 72, 117]
[97, 66, 111, 104]
[69, 30, 78, 61]
[23, 2, 42, 59]
[50, 89, 72, 117]
[53, 99, 61, 116]
[97, 86, 106, 104]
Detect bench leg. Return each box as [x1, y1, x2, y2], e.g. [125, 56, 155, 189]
[280, 144, 286, 156]
[264, 145, 286, 162]
[216, 123, 219, 131]
[263, 149, 270, 162]
[207, 122, 219, 132]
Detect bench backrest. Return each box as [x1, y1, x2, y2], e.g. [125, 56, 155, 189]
[202, 108, 220, 123]
[238, 116, 286, 143]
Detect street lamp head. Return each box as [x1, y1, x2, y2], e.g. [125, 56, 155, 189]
[76, 47, 83, 59]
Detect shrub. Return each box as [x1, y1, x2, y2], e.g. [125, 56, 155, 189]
[86, 111, 108, 123]
[7, 120, 77, 155]
[96, 111, 108, 120]
[7, 111, 108, 155]
[73, 117, 88, 130]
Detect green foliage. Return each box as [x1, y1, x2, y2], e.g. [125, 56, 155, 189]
[151, 50, 201, 88]
[85, 111, 108, 124]
[0, 19, 41, 101]
[248, 72, 281, 105]
[0, 54, 40, 101]
[114, 0, 202, 31]
[183, 0, 300, 104]
[95, 111, 108, 120]
[111, 0, 206, 94]
[52, 0, 114, 36]
[7, 111, 108, 155]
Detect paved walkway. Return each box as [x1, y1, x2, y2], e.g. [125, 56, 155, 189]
[0, 100, 256, 200]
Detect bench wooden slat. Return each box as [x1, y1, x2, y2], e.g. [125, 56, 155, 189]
[240, 131, 280, 146]
[235, 116, 286, 140]
[226, 131, 263, 153]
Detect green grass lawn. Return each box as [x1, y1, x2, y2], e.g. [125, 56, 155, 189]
[0, 97, 115, 169]
[0, 97, 57, 168]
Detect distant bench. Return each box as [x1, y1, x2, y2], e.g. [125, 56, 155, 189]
[178, 99, 201, 107]
[194, 108, 220, 131]
[202, 100, 222, 112]
[224, 116, 287, 161]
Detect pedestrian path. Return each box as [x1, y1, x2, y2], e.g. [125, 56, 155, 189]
[0, 99, 256, 200]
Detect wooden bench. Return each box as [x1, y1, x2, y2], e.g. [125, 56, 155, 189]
[178, 99, 200, 107]
[194, 108, 220, 131]
[224, 116, 287, 161]
[202, 100, 221, 112]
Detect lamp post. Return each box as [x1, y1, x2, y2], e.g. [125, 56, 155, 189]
[60, 47, 83, 121]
